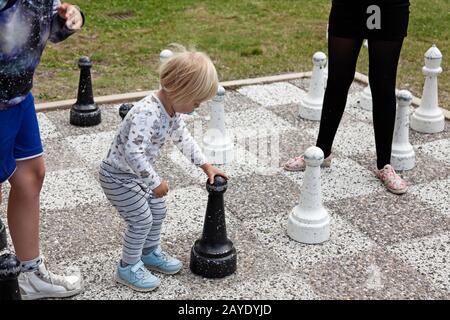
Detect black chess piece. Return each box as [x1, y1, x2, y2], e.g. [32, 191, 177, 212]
[0, 253, 21, 300]
[0, 218, 6, 251]
[119, 103, 134, 120]
[190, 176, 237, 278]
[70, 56, 101, 127]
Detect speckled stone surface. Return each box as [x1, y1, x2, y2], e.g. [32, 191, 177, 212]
[283, 158, 385, 202]
[326, 191, 450, 246]
[1, 80, 449, 300]
[386, 233, 450, 293]
[237, 82, 306, 107]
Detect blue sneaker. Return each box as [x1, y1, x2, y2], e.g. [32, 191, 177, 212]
[115, 260, 160, 292]
[142, 247, 183, 275]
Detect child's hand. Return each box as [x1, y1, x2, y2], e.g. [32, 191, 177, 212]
[153, 181, 169, 198]
[58, 3, 83, 30]
[200, 163, 230, 184]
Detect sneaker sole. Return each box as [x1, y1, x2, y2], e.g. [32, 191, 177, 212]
[145, 264, 182, 275]
[283, 163, 331, 172]
[387, 187, 408, 195]
[114, 274, 160, 292]
[20, 287, 83, 300]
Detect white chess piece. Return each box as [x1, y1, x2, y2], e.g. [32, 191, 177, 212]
[287, 146, 330, 244]
[358, 40, 373, 111]
[202, 86, 234, 165]
[391, 90, 415, 171]
[358, 85, 372, 111]
[159, 49, 173, 90]
[410, 44, 445, 133]
[299, 52, 327, 121]
[159, 49, 173, 64]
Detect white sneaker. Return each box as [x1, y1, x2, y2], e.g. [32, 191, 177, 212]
[18, 260, 83, 300]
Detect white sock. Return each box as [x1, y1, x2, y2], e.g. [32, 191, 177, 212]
[20, 256, 43, 273]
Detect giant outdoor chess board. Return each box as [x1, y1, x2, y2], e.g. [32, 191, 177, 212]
[1, 78, 449, 299]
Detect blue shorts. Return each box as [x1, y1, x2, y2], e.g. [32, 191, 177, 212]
[0, 93, 43, 183]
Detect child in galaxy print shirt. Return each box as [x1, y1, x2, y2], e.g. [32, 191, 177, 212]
[0, 0, 84, 299]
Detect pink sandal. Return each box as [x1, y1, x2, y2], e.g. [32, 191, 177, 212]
[283, 154, 332, 172]
[376, 164, 408, 194]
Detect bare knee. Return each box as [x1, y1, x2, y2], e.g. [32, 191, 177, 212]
[10, 158, 46, 196]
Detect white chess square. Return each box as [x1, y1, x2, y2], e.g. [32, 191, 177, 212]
[237, 82, 306, 107]
[282, 158, 384, 202]
[58, 249, 190, 300]
[169, 145, 279, 182]
[417, 138, 450, 167]
[40, 168, 107, 211]
[225, 107, 297, 139]
[66, 131, 115, 167]
[410, 178, 450, 217]
[37, 112, 62, 141]
[243, 212, 375, 270]
[161, 186, 240, 240]
[306, 121, 376, 157]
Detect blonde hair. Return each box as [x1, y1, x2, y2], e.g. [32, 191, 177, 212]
[159, 48, 219, 105]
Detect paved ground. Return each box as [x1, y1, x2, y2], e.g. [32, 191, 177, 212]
[1, 77, 449, 300]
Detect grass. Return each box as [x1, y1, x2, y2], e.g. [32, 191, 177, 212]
[34, 0, 449, 109]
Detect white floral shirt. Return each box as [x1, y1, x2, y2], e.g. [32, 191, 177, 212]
[103, 94, 206, 189]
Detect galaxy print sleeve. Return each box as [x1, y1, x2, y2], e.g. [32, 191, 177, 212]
[0, 0, 84, 106]
[49, 0, 82, 43]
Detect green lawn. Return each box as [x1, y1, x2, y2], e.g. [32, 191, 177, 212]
[35, 0, 449, 109]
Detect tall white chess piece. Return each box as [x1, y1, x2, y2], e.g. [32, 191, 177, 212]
[202, 86, 234, 165]
[391, 90, 415, 171]
[299, 52, 327, 121]
[287, 146, 330, 244]
[410, 44, 445, 133]
[358, 40, 373, 111]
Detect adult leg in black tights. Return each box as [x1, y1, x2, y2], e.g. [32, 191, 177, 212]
[368, 39, 405, 170]
[316, 36, 363, 158]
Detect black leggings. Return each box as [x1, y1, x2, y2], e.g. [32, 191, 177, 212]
[316, 36, 404, 169]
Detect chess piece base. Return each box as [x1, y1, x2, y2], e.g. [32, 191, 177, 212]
[70, 106, 101, 127]
[190, 241, 237, 278]
[203, 144, 234, 165]
[0, 253, 21, 300]
[298, 98, 323, 121]
[410, 112, 445, 134]
[391, 146, 415, 171]
[287, 206, 330, 244]
[203, 134, 234, 165]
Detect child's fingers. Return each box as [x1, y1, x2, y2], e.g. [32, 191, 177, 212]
[58, 3, 70, 18]
[66, 15, 82, 30]
[217, 170, 230, 180]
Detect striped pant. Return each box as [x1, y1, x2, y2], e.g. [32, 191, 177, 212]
[99, 162, 167, 265]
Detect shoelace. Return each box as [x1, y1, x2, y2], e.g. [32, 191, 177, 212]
[135, 266, 152, 280]
[154, 250, 170, 262]
[36, 265, 73, 287]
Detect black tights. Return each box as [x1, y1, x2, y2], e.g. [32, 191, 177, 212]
[316, 36, 404, 169]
